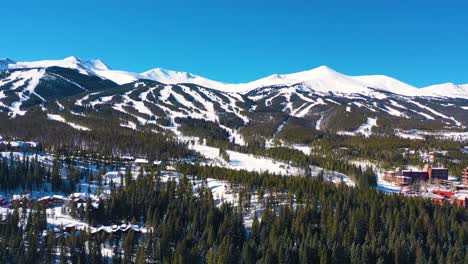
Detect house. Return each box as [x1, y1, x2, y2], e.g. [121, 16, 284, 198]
[38, 195, 65, 208]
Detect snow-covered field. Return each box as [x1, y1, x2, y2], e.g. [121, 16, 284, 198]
[338, 117, 378, 137]
[189, 142, 304, 176]
[395, 129, 468, 141]
[47, 114, 90, 131]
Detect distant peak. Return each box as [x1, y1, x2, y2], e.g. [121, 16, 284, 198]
[309, 65, 338, 74]
[0, 58, 16, 64]
[63, 56, 110, 71]
[64, 56, 80, 62]
[315, 65, 333, 71]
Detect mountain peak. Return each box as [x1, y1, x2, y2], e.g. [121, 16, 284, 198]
[0, 58, 16, 70]
[64, 56, 80, 62]
[313, 65, 335, 72]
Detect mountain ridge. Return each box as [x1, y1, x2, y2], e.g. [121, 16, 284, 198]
[1, 56, 467, 99]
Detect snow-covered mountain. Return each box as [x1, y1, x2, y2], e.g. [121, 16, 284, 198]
[419, 83, 468, 99]
[2, 56, 467, 99]
[141, 68, 233, 92]
[0, 59, 467, 140]
[4, 56, 141, 85]
[0, 58, 16, 70]
[141, 65, 468, 100]
[142, 66, 422, 96]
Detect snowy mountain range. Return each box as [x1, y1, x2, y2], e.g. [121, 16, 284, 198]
[1, 56, 467, 99]
[0, 56, 467, 142]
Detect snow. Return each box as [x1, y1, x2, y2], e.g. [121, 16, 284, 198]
[140, 65, 467, 99]
[3, 57, 467, 99]
[188, 142, 304, 176]
[382, 105, 408, 118]
[56, 101, 64, 110]
[353, 75, 420, 96]
[395, 129, 468, 141]
[419, 83, 468, 99]
[5, 56, 141, 85]
[315, 114, 324, 130]
[338, 117, 378, 137]
[1, 69, 46, 117]
[47, 114, 90, 131]
[411, 101, 462, 126]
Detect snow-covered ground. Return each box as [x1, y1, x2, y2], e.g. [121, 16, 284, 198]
[189, 142, 304, 176]
[47, 114, 90, 131]
[338, 117, 378, 137]
[395, 129, 468, 141]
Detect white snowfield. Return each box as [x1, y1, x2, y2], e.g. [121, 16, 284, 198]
[2, 57, 468, 99]
[189, 142, 304, 176]
[47, 114, 90, 131]
[3, 56, 141, 85]
[0, 68, 46, 117]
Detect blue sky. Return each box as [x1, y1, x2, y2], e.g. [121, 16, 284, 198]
[2, 0, 467, 86]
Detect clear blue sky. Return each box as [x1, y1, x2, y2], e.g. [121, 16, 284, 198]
[2, 0, 468, 87]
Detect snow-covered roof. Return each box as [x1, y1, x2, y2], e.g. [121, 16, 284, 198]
[135, 158, 148, 164]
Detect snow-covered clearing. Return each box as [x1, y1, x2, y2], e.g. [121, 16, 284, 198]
[189, 142, 304, 176]
[47, 114, 90, 131]
[338, 117, 378, 137]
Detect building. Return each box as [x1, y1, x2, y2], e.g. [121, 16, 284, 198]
[452, 194, 468, 208]
[428, 167, 448, 181]
[462, 168, 468, 186]
[423, 192, 445, 205]
[432, 189, 455, 200]
[401, 169, 429, 182]
[38, 195, 65, 208]
[384, 170, 397, 182]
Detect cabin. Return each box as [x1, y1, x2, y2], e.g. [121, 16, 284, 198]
[38, 195, 65, 208]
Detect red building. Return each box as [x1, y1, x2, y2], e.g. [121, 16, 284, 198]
[432, 189, 455, 199]
[453, 195, 468, 208]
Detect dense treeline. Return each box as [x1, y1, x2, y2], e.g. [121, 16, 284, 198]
[176, 163, 467, 263]
[176, 117, 230, 142]
[0, 111, 195, 160]
[0, 161, 466, 263]
[0, 153, 46, 192]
